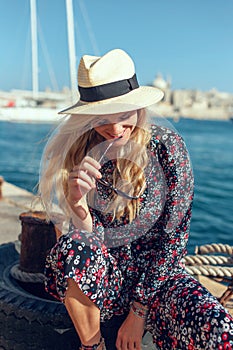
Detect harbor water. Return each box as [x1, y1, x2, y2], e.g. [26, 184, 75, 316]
[0, 118, 232, 253]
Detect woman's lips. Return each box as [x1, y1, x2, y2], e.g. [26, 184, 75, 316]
[107, 130, 126, 139]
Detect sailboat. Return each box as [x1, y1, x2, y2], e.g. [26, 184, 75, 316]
[0, 0, 77, 123]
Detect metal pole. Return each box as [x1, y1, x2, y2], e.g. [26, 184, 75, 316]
[66, 0, 77, 104]
[30, 0, 39, 99]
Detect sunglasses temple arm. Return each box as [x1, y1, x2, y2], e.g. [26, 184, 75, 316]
[98, 136, 122, 163]
[114, 188, 139, 200]
[98, 141, 114, 163]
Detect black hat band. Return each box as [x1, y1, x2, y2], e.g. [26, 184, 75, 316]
[78, 74, 139, 102]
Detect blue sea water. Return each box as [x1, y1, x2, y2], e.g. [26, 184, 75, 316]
[0, 118, 232, 253]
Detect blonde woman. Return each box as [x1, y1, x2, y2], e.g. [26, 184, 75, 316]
[40, 49, 233, 350]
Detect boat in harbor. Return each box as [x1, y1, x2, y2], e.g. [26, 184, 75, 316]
[0, 89, 69, 123]
[0, 106, 61, 123]
[0, 0, 81, 123]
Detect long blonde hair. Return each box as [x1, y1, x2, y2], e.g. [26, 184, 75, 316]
[39, 109, 151, 223]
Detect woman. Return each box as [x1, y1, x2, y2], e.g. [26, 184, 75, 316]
[39, 49, 233, 350]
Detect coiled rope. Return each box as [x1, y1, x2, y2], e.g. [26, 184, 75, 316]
[184, 243, 233, 307]
[194, 243, 233, 256]
[10, 264, 45, 283]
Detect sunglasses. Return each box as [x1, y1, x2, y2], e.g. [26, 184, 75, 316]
[96, 136, 144, 200]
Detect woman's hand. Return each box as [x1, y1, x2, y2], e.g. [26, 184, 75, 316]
[116, 310, 145, 350]
[68, 156, 102, 204]
[67, 156, 102, 231]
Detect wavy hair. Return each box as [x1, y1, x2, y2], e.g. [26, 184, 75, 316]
[39, 109, 151, 223]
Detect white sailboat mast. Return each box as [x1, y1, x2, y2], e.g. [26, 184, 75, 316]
[66, 0, 77, 104]
[30, 0, 39, 99]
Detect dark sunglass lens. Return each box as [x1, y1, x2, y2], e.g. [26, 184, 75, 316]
[97, 179, 111, 187]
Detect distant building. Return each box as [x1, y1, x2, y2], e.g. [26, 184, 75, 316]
[151, 74, 233, 120]
[152, 73, 172, 104]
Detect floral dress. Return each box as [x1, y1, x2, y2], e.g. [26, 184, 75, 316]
[45, 125, 233, 349]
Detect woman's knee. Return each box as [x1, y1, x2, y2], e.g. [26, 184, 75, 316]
[65, 278, 97, 307]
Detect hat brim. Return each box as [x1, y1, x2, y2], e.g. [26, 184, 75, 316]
[59, 86, 164, 115]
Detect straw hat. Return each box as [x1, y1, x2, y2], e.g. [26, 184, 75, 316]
[59, 49, 164, 115]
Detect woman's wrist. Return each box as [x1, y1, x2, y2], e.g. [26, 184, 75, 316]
[130, 301, 148, 320]
[68, 196, 93, 231]
[68, 195, 89, 218]
[67, 193, 83, 207]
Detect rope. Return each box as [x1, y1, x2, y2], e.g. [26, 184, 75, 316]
[185, 265, 233, 278]
[10, 264, 45, 283]
[185, 242, 233, 307]
[184, 243, 233, 277]
[184, 255, 233, 266]
[195, 243, 233, 256]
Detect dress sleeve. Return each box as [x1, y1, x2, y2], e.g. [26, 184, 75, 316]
[133, 126, 194, 305]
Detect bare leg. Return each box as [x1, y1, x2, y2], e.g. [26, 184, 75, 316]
[64, 278, 101, 346]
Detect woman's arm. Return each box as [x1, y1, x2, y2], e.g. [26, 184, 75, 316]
[132, 127, 194, 304]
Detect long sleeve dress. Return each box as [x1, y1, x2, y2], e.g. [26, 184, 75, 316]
[45, 124, 233, 349]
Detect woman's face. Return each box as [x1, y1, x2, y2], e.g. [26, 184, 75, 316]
[94, 110, 138, 144]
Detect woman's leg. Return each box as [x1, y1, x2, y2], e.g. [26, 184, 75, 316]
[146, 271, 233, 349]
[45, 228, 122, 348]
[65, 278, 102, 347]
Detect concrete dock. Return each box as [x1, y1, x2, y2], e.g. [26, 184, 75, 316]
[0, 179, 62, 246]
[0, 179, 41, 244]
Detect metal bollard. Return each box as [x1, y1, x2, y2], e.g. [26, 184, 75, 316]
[19, 211, 62, 274]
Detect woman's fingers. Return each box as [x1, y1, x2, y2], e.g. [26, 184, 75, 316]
[73, 156, 102, 180]
[68, 156, 102, 202]
[116, 338, 141, 350]
[78, 172, 96, 190]
[74, 156, 101, 172]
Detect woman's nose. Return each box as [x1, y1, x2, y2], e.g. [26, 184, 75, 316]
[108, 123, 124, 135]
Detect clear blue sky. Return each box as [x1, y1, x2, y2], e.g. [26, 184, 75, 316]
[0, 0, 233, 93]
